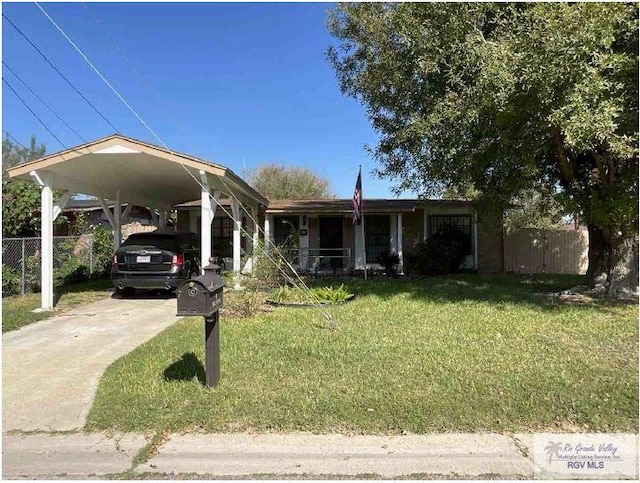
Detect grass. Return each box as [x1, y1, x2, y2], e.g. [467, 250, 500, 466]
[85, 274, 638, 434]
[2, 278, 113, 333]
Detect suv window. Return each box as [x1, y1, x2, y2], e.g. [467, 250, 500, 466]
[122, 234, 179, 252]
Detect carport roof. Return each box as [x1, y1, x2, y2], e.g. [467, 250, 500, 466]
[6, 134, 268, 209]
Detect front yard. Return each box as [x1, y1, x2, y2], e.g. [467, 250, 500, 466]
[86, 274, 638, 434]
[2, 279, 113, 332]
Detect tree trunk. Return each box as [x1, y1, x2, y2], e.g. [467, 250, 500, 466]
[586, 223, 639, 299]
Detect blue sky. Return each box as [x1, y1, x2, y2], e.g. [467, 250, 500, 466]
[2, 2, 415, 199]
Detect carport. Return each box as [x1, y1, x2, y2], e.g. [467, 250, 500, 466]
[6, 134, 268, 310]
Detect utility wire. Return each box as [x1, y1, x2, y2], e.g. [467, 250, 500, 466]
[37, 2, 334, 322]
[3, 78, 67, 149]
[75, 4, 333, 319]
[3, 61, 87, 143]
[2, 12, 119, 133]
[2, 129, 29, 151]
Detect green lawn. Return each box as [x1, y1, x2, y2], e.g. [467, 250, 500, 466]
[86, 274, 638, 434]
[2, 278, 114, 333]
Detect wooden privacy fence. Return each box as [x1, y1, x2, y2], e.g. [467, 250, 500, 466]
[504, 229, 589, 275]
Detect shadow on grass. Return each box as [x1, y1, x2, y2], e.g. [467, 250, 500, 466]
[310, 273, 611, 311]
[163, 352, 205, 385]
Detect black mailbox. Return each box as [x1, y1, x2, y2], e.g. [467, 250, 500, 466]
[176, 262, 224, 317]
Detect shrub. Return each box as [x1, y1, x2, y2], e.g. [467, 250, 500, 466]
[222, 289, 267, 318]
[25, 255, 41, 293]
[250, 239, 296, 288]
[377, 252, 400, 277]
[2, 266, 21, 297]
[90, 225, 114, 276]
[414, 227, 469, 275]
[55, 258, 91, 286]
[269, 284, 354, 305]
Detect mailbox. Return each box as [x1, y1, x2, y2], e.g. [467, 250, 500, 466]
[176, 262, 225, 317]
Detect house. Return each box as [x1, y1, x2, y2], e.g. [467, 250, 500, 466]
[175, 198, 504, 275]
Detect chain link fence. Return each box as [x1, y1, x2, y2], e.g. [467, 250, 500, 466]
[2, 235, 96, 296]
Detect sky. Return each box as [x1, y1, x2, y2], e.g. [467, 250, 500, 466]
[2, 1, 416, 199]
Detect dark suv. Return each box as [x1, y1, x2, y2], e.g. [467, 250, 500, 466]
[111, 231, 201, 295]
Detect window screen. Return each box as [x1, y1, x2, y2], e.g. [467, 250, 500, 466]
[365, 215, 390, 263]
[428, 215, 473, 255]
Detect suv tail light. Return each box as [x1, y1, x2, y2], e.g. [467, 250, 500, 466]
[172, 253, 184, 267]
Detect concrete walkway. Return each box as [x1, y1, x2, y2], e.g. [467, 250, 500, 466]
[2, 432, 536, 479]
[2, 295, 179, 432]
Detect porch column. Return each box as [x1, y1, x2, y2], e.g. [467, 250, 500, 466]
[390, 215, 398, 255]
[354, 219, 365, 270]
[200, 171, 213, 272]
[397, 213, 404, 274]
[231, 199, 242, 274]
[31, 171, 54, 310]
[265, 215, 273, 254]
[252, 205, 259, 263]
[299, 214, 309, 270]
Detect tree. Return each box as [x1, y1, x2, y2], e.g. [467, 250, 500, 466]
[329, 2, 638, 297]
[248, 162, 334, 200]
[2, 134, 47, 237]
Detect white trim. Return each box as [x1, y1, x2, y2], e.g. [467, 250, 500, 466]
[473, 210, 479, 270]
[92, 144, 141, 154]
[53, 190, 73, 221]
[390, 214, 397, 254]
[38, 173, 54, 310]
[99, 198, 116, 227]
[231, 198, 242, 274]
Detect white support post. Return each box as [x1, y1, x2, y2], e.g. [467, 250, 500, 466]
[252, 205, 259, 266]
[264, 215, 273, 254]
[53, 191, 73, 221]
[390, 215, 398, 255]
[31, 171, 54, 310]
[423, 208, 428, 241]
[114, 191, 121, 250]
[231, 199, 242, 274]
[397, 213, 404, 274]
[200, 171, 213, 272]
[150, 210, 159, 227]
[99, 198, 116, 227]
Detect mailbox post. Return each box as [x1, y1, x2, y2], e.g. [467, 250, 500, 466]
[176, 259, 225, 388]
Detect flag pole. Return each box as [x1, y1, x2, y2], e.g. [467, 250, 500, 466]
[360, 166, 367, 280]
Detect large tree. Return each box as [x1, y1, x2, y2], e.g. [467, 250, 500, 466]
[329, 2, 638, 297]
[2, 134, 47, 237]
[248, 162, 334, 200]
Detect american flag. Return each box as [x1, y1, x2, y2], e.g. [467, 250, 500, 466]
[352, 167, 362, 225]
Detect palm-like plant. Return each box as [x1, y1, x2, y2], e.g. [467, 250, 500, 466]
[544, 441, 563, 464]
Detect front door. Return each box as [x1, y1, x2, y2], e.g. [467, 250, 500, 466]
[319, 217, 344, 269]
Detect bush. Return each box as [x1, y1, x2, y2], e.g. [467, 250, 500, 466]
[377, 252, 400, 277]
[250, 239, 296, 288]
[90, 225, 114, 276]
[222, 288, 267, 318]
[268, 284, 354, 305]
[55, 258, 91, 286]
[25, 255, 41, 293]
[2, 266, 21, 297]
[414, 227, 469, 275]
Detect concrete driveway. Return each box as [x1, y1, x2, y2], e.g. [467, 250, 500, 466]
[2, 294, 180, 432]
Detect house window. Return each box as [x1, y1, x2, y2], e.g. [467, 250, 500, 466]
[274, 216, 299, 247]
[212, 217, 233, 258]
[365, 215, 390, 263]
[428, 215, 473, 255]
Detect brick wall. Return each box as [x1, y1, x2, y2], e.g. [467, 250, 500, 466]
[476, 204, 504, 274]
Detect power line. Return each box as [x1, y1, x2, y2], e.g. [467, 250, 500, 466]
[2, 129, 29, 151]
[3, 61, 87, 143]
[2, 12, 119, 133]
[36, 2, 334, 322]
[3, 77, 67, 149]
